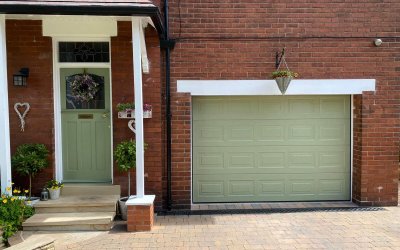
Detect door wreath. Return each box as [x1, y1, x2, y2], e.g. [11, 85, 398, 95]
[70, 73, 100, 102]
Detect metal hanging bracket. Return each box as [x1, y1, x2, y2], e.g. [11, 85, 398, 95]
[275, 48, 286, 69]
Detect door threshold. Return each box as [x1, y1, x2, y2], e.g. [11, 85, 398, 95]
[62, 182, 113, 185]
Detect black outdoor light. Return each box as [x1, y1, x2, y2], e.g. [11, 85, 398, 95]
[13, 68, 29, 86]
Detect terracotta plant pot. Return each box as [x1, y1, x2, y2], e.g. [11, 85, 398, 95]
[275, 76, 292, 95]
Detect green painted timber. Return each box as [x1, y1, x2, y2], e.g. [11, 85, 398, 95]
[193, 96, 351, 203]
[61, 68, 111, 182]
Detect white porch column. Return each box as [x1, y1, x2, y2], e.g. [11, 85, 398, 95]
[0, 15, 12, 194]
[132, 17, 145, 198]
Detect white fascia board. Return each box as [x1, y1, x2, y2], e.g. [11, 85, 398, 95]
[42, 16, 118, 37]
[178, 79, 375, 96]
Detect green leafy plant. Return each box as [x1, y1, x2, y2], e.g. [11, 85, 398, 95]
[272, 70, 299, 79]
[0, 192, 35, 246]
[116, 103, 135, 112]
[11, 144, 49, 198]
[114, 140, 147, 196]
[46, 180, 64, 190]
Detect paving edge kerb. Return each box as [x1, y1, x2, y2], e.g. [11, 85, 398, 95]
[157, 207, 387, 216]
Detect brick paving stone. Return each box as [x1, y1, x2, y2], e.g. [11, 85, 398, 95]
[21, 205, 400, 249]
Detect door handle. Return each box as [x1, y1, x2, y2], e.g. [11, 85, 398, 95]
[102, 113, 109, 118]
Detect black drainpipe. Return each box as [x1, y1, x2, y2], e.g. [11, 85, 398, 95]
[162, 0, 175, 211]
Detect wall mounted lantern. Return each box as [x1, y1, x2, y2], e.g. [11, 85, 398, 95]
[13, 68, 29, 86]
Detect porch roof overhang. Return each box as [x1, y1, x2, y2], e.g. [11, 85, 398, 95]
[0, 1, 164, 36]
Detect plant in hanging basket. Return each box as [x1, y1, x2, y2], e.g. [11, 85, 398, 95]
[116, 103, 135, 112]
[117, 103, 153, 119]
[272, 70, 299, 95]
[117, 103, 135, 119]
[272, 70, 299, 79]
[70, 74, 100, 102]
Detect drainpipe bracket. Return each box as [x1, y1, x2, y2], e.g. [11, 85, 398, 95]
[160, 39, 176, 50]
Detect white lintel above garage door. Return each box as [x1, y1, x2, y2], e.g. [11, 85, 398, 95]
[177, 79, 375, 96]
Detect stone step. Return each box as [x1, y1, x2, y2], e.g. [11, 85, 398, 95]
[23, 212, 115, 231]
[61, 184, 120, 196]
[34, 195, 118, 213]
[7, 235, 55, 250]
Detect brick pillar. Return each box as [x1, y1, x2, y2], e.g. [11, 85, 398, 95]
[126, 195, 155, 232]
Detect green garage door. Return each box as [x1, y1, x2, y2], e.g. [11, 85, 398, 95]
[193, 96, 351, 203]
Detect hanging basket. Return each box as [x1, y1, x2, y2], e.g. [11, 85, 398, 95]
[272, 49, 298, 95]
[275, 76, 292, 95]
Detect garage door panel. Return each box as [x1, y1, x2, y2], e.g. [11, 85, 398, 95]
[258, 152, 286, 169]
[194, 146, 349, 174]
[197, 181, 225, 198]
[320, 97, 349, 115]
[226, 152, 255, 169]
[288, 98, 318, 114]
[193, 96, 350, 203]
[193, 96, 350, 120]
[193, 173, 350, 202]
[196, 151, 224, 170]
[229, 181, 256, 196]
[194, 120, 349, 146]
[287, 152, 316, 168]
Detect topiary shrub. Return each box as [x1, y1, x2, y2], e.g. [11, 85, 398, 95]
[11, 144, 49, 198]
[114, 139, 147, 196]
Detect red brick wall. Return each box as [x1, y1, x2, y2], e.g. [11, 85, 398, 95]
[167, 0, 400, 208]
[6, 20, 54, 195]
[127, 204, 154, 232]
[6, 21, 165, 210]
[111, 22, 164, 209]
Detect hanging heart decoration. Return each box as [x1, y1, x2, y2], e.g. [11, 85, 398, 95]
[14, 102, 30, 132]
[128, 119, 136, 134]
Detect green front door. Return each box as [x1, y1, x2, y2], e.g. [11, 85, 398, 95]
[193, 96, 351, 203]
[61, 68, 112, 182]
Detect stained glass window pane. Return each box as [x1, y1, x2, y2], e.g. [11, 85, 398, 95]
[59, 42, 110, 63]
[65, 74, 105, 110]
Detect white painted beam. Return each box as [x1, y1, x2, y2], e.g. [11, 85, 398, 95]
[177, 79, 376, 96]
[132, 17, 145, 198]
[139, 23, 149, 74]
[0, 15, 12, 194]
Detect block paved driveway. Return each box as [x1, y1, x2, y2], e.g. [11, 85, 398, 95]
[23, 206, 400, 249]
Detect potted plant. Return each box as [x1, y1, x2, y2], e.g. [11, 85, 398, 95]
[272, 70, 299, 95]
[114, 139, 147, 220]
[11, 186, 29, 200]
[46, 180, 63, 200]
[117, 102, 135, 118]
[143, 104, 153, 118]
[117, 102, 153, 119]
[11, 143, 49, 205]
